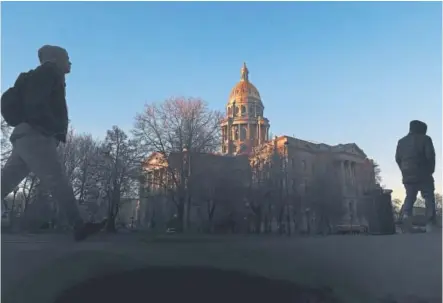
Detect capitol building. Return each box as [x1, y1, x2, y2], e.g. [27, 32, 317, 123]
[139, 63, 378, 233]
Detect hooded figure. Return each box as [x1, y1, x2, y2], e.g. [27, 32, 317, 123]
[396, 120, 435, 184]
[395, 120, 436, 231]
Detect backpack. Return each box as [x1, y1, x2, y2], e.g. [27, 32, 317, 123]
[1, 71, 31, 127]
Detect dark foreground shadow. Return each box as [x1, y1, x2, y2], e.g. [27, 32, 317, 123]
[54, 266, 341, 303]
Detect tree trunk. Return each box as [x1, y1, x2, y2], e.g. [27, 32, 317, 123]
[106, 192, 119, 233]
[177, 197, 185, 232]
[286, 207, 291, 236]
[207, 201, 216, 234]
[186, 195, 191, 231]
[277, 207, 284, 235]
[306, 212, 311, 235]
[255, 209, 262, 234]
[106, 214, 117, 233]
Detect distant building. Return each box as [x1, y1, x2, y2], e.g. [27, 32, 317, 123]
[140, 63, 379, 231]
[220, 63, 378, 226]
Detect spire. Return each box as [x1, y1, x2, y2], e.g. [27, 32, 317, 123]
[240, 62, 249, 82]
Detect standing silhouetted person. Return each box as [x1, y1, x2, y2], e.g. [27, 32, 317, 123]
[1, 45, 106, 241]
[395, 120, 437, 232]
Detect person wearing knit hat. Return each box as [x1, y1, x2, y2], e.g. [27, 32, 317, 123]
[1, 45, 106, 241]
[37, 45, 71, 74]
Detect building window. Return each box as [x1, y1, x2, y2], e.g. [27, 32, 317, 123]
[301, 160, 306, 171]
[240, 125, 247, 140]
[241, 105, 246, 116]
[234, 106, 240, 116]
[249, 105, 255, 116]
[233, 127, 239, 140]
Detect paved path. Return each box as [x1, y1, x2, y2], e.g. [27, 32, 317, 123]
[1, 232, 441, 303]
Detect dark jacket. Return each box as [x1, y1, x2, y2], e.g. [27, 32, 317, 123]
[395, 120, 435, 184]
[22, 62, 68, 142]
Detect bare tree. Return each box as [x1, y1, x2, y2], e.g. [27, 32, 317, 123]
[372, 160, 384, 188]
[71, 134, 100, 203]
[435, 193, 442, 213]
[90, 126, 143, 232]
[1, 119, 12, 167]
[248, 142, 294, 235]
[392, 198, 403, 218]
[133, 97, 223, 232]
[57, 128, 79, 185]
[190, 171, 218, 232]
[21, 174, 38, 212]
[248, 156, 277, 234]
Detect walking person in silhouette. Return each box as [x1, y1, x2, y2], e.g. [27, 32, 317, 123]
[1, 45, 106, 241]
[395, 120, 437, 232]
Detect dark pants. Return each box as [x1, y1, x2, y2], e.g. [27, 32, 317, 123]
[402, 182, 436, 223]
[1, 123, 82, 227]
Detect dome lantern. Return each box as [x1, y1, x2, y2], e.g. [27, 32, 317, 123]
[240, 62, 249, 82]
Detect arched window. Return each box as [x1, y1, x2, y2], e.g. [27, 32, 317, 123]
[256, 108, 263, 116]
[234, 106, 240, 116]
[233, 126, 239, 140]
[249, 105, 255, 116]
[241, 105, 246, 116]
[240, 125, 247, 140]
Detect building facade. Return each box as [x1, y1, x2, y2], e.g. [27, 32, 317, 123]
[249, 135, 377, 228]
[140, 63, 378, 231]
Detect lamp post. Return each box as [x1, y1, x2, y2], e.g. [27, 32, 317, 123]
[284, 141, 290, 236]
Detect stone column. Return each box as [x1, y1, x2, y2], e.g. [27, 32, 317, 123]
[350, 162, 355, 186]
[345, 162, 350, 185]
[258, 122, 261, 145]
[341, 161, 346, 190]
[221, 126, 225, 151]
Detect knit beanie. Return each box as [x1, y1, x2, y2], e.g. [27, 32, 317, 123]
[38, 45, 68, 64]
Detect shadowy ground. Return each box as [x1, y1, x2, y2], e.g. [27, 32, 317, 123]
[1, 232, 441, 303]
[54, 266, 340, 303]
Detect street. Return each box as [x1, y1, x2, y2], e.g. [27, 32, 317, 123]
[1, 232, 441, 303]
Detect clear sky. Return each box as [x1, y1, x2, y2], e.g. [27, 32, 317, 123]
[1, 2, 441, 198]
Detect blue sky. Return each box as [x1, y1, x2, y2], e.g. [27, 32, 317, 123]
[1, 2, 441, 198]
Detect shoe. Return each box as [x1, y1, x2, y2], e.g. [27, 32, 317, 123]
[425, 221, 439, 233]
[73, 219, 108, 242]
[401, 214, 413, 233]
[425, 223, 433, 233]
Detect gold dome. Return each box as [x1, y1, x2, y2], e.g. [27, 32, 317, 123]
[228, 63, 262, 104]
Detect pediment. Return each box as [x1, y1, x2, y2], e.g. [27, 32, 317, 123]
[333, 143, 367, 158]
